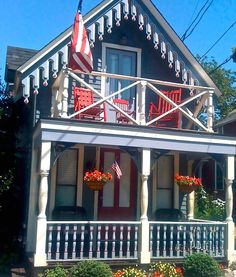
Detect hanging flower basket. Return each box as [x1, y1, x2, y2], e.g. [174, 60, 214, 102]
[85, 180, 106, 191]
[175, 174, 202, 193]
[84, 169, 112, 191]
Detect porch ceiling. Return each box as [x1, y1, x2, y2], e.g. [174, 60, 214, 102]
[35, 118, 236, 155]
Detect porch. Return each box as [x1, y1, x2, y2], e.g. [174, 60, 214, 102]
[30, 119, 236, 267]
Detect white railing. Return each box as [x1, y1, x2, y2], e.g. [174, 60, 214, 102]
[46, 221, 140, 262]
[46, 220, 227, 263]
[150, 221, 227, 259]
[65, 70, 215, 132]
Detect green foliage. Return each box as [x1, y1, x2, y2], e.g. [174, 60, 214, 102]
[198, 55, 236, 119]
[194, 188, 225, 221]
[70, 260, 112, 277]
[183, 253, 221, 277]
[40, 265, 69, 277]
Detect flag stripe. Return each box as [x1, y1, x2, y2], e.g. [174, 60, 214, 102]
[69, 11, 93, 72]
[111, 161, 122, 179]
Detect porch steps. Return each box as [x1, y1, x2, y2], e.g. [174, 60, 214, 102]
[11, 266, 26, 277]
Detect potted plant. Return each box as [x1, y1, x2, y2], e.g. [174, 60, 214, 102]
[84, 169, 112, 191]
[175, 174, 202, 193]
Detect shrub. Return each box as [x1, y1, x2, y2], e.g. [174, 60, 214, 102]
[113, 265, 146, 277]
[183, 253, 221, 277]
[70, 260, 112, 277]
[195, 188, 225, 220]
[41, 265, 69, 277]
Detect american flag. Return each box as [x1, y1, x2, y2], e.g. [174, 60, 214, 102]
[111, 160, 122, 179]
[68, 2, 93, 73]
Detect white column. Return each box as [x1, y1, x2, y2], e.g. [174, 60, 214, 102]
[225, 155, 235, 263]
[34, 142, 51, 267]
[139, 149, 151, 264]
[61, 72, 69, 118]
[187, 160, 195, 220]
[207, 90, 214, 132]
[173, 153, 179, 209]
[138, 81, 147, 125]
[225, 155, 235, 222]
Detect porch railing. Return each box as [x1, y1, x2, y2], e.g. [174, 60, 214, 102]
[46, 221, 140, 262]
[150, 221, 227, 260]
[46, 220, 227, 263]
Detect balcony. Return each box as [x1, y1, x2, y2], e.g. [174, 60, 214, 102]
[51, 70, 215, 133]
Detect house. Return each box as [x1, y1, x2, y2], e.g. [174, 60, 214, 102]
[214, 110, 236, 215]
[5, 0, 236, 269]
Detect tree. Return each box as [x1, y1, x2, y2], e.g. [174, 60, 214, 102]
[0, 77, 15, 193]
[197, 55, 236, 119]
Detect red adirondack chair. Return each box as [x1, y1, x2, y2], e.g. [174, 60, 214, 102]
[149, 89, 182, 128]
[73, 87, 106, 121]
[113, 98, 134, 123]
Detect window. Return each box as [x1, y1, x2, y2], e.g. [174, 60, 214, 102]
[55, 149, 78, 206]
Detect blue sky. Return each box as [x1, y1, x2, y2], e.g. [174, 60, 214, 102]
[1, 0, 236, 79]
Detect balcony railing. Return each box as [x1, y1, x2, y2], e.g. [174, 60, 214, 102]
[46, 220, 227, 263]
[52, 70, 215, 132]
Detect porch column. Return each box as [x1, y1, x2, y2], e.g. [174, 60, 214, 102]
[187, 160, 195, 220]
[173, 153, 180, 209]
[34, 142, 51, 267]
[61, 72, 69, 118]
[207, 90, 214, 132]
[139, 148, 151, 264]
[225, 155, 235, 263]
[138, 81, 147, 125]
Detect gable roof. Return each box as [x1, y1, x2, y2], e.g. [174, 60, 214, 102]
[5, 46, 38, 83]
[215, 109, 236, 127]
[14, 0, 221, 101]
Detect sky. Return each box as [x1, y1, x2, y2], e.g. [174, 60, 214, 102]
[1, 0, 236, 80]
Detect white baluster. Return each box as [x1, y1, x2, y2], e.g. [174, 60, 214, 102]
[104, 225, 109, 258]
[56, 225, 61, 260]
[89, 225, 94, 259]
[209, 226, 213, 255]
[150, 225, 153, 257]
[119, 226, 124, 258]
[64, 225, 69, 260]
[176, 225, 180, 257]
[203, 226, 207, 253]
[157, 225, 160, 257]
[112, 226, 116, 258]
[72, 225, 77, 259]
[127, 226, 131, 258]
[207, 91, 214, 132]
[183, 226, 186, 256]
[220, 226, 225, 256]
[189, 226, 193, 255]
[170, 225, 173, 257]
[47, 225, 53, 260]
[215, 226, 219, 256]
[196, 226, 200, 253]
[97, 225, 101, 259]
[80, 225, 85, 259]
[134, 226, 138, 258]
[163, 225, 167, 257]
